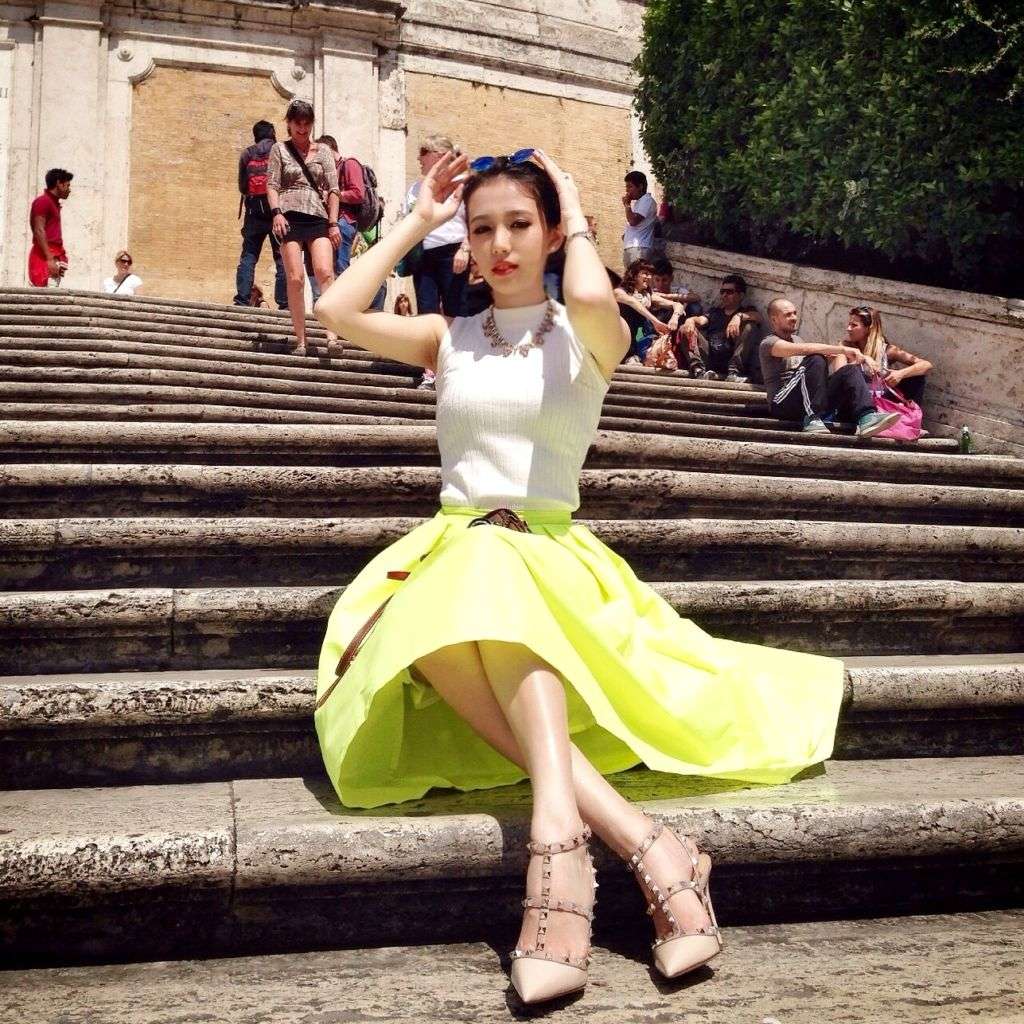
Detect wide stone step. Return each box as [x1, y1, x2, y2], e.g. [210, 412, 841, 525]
[1, 579, 1022, 674]
[0, 423, 1001, 486]
[3, 655, 1021, 788]
[3, 516, 1022, 591]
[0, 325, 768, 403]
[3, 910, 1021, 1022]
[0, 401, 403, 426]
[3, 464, 1022, 525]
[0, 339, 772, 410]
[8, 385, 938, 446]
[2, 756, 1022, 963]
[0, 377, 793, 435]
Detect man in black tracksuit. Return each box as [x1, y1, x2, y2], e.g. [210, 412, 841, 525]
[234, 120, 287, 308]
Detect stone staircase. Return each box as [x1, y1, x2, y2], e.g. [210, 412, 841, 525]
[1, 288, 1022, 1017]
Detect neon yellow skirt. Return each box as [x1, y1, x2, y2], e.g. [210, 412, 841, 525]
[315, 507, 844, 809]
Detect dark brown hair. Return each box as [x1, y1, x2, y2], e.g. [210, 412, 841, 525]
[462, 160, 561, 229]
[622, 258, 655, 293]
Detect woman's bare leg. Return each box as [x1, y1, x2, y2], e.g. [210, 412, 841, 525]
[414, 641, 711, 933]
[309, 237, 339, 349]
[280, 241, 307, 350]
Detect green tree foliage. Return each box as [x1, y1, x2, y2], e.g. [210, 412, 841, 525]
[635, 0, 1024, 292]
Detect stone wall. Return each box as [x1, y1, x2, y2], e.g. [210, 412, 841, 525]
[404, 73, 633, 271]
[667, 241, 1024, 455]
[128, 67, 283, 303]
[0, 0, 645, 301]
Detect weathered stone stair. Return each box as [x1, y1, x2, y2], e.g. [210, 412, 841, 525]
[1, 288, 1022, 1010]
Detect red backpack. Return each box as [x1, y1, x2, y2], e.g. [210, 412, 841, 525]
[245, 149, 269, 199]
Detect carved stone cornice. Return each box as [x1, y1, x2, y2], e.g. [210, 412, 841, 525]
[100, 0, 403, 43]
[395, 2, 639, 94]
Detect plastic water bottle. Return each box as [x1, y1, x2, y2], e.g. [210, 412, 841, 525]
[958, 425, 974, 454]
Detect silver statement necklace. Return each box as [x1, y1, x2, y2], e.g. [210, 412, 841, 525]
[483, 300, 556, 357]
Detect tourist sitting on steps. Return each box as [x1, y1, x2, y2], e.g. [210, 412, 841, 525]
[760, 298, 901, 437]
[313, 147, 842, 1005]
[842, 305, 932, 405]
[681, 273, 763, 383]
[613, 258, 680, 366]
[102, 250, 142, 297]
[651, 258, 701, 318]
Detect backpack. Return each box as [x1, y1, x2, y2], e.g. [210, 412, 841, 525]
[342, 157, 383, 231]
[244, 149, 269, 199]
[242, 143, 272, 218]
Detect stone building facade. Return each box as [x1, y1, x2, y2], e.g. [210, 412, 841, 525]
[0, 0, 648, 302]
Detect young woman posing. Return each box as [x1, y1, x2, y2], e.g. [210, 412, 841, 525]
[314, 150, 843, 1005]
[266, 99, 341, 356]
[844, 306, 932, 403]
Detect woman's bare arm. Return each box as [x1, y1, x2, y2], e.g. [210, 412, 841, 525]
[537, 152, 628, 379]
[886, 343, 932, 380]
[613, 288, 672, 333]
[315, 152, 469, 370]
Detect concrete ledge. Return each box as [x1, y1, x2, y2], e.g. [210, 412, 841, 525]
[2, 464, 1022, 526]
[0, 580, 1022, 674]
[2, 516, 1023, 590]
[3, 911, 1022, 1024]
[1, 755, 1021, 897]
[0, 403, 402, 427]
[5, 656, 1021, 734]
[0, 423, 1006, 484]
[2, 659, 1022, 788]
[0, 780, 234, 899]
[0, 336, 771, 410]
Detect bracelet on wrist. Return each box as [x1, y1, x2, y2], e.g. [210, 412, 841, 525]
[271, 207, 282, 217]
[565, 229, 595, 246]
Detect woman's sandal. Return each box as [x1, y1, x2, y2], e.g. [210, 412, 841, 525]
[509, 824, 596, 1004]
[287, 342, 307, 358]
[625, 821, 723, 979]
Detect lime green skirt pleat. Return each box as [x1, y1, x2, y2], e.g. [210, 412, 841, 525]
[314, 508, 844, 809]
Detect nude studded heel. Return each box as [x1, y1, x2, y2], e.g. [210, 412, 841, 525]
[509, 824, 596, 1004]
[625, 822, 723, 979]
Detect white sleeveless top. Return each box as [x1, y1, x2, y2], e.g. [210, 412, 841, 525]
[435, 300, 609, 512]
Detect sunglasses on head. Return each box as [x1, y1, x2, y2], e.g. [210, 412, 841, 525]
[469, 148, 536, 174]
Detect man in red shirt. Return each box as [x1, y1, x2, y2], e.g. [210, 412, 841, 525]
[28, 168, 73, 287]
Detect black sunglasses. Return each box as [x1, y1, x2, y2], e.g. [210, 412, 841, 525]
[469, 148, 536, 174]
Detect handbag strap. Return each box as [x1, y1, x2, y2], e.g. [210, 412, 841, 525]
[315, 507, 532, 713]
[871, 372, 908, 404]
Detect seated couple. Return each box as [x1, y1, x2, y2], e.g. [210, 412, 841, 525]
[761, 299, 932, 437]
[614, 263, 761, 381]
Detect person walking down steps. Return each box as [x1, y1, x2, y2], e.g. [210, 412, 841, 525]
[313, 148, 843, 1006]
[266, 99, 341, 356]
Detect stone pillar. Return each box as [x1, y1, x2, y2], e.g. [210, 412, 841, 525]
[318, 34, 378, 165]
[0, 38, 17, 283]
[376, 50, 407, 229]
[32, 0, 106, 290]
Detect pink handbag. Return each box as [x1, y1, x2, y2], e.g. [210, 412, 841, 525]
[870, 375, 923, 441]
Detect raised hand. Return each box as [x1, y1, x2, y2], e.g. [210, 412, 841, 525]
[413, 151, 470, 232]
[532, 150, 584, 226]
